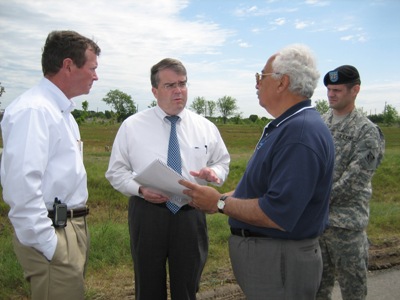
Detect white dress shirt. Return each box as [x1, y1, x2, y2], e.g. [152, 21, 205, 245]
[106, 106, 230, 197]
[1, 78, 88, 260]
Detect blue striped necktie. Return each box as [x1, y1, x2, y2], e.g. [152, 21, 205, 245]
[166, 116, 182, 214]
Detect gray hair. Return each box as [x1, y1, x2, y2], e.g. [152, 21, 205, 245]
[272, 44, 320, 99]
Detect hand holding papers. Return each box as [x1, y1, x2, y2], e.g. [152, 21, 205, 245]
[134, 159, 191, 207]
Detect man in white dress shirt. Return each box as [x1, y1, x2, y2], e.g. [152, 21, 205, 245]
[1, 30, 100, 300]
[106, 58, 230, 299]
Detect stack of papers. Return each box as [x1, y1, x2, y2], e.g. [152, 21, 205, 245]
[134, 159, 191, 207]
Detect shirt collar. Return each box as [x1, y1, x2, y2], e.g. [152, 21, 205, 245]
[154, 105, 187, 122]
[41, 78, 76, 114]
[270, 99, 313, 128]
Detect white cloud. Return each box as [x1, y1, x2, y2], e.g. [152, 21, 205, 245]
[305, 0, 330, 7]
[294, 20, 314, 29]
[1, 0, 399, 118]
[238, 41, 252, 48]
[233, 5, 260, 17]
[272, 17, 286, 26]
[335, 25, 352, 32]
[0, 0, 234, 113]
[340, 35, 354, 41]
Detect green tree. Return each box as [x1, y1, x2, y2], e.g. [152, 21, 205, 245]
[76, 100, 89, 124]
[207, 101, 216, 117]
[0, 82, 5, 97]
[190, 96, 206, 115]
[82, 100, 89, 112]
[102, 89, 136, 122]
[367, 114, 384, 124]
[217, 95, 238, 124]
[383, 104, 398, 125]
[232, 112, 243, 124]
[148, 100, 157, 108]
[314, 99, 329, 115]
[105, 110, 114, 119]
[249, 114, 258, 123]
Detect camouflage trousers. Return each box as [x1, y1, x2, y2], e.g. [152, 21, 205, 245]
[316, 227, 368, 300]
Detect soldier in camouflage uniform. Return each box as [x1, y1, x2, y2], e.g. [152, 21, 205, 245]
[316, 65, 385, 300]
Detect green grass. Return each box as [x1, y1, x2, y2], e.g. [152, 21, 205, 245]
[0, 222, 29, 300]
[0, 122, 399, 298]
[88, 221, 131, 270]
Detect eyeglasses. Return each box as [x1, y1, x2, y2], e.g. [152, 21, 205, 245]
[255, 72, 279, 84]
[163, 81, 188, 90]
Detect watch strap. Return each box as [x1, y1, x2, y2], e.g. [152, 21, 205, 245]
[218, 195, 228, 213]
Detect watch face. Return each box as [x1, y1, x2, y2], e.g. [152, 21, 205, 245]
[217, 200, 225, 210]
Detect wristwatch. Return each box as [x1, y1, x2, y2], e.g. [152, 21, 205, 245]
[217, 195, 228, 213]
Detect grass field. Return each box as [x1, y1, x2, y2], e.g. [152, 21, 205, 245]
[0, 122, 399, 299]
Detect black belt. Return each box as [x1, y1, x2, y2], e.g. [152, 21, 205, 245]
[153, 202, 195, 211]
[230, 228, 271, 238]
[48, 207, 89, 219]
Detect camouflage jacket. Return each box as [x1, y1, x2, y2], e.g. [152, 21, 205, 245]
[322, 108, 385, 230]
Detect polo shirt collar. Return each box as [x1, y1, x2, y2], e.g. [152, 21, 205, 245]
[271, 99, 313, 128]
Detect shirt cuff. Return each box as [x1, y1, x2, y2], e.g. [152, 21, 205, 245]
[41, 234, 58, 261]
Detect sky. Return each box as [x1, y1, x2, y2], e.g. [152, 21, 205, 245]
[1, 0, 400, 119]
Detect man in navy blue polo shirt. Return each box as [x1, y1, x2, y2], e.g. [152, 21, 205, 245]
[180, 44, 335, 299]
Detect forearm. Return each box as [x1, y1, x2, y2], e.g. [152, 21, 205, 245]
[224, 197, 284, 230]
[8, 202, 57, 260]
[180, 179, 283, 231]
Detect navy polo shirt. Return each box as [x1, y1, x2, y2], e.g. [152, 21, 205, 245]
[229, 100, 335, 239]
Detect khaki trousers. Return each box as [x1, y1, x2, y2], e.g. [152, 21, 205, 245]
[13, 216, 89, 300]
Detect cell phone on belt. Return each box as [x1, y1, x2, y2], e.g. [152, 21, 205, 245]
[53, 197, 67, 228]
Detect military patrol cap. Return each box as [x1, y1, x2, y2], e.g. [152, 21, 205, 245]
[323, 65, 361, 86]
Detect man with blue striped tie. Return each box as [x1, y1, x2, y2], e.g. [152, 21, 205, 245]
[105, 58, 230, 300]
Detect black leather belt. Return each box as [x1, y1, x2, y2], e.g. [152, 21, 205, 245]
[153, 202, 195, 211]
[48, 207, 89, 219]
[230, 228, 271, 238]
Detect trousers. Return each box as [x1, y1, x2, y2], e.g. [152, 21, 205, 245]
[229, 234, 322, 300]
[317, 227, 368, 300]
[13, 216, 89, 300]
[128, 196, 208, 300]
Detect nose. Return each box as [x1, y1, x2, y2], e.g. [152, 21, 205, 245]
[172, 86, 183, 92]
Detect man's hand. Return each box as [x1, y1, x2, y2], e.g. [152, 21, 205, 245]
[190, 167, 221, 184]
[139, 187, 169, 204]
[179, 179, 221, 213]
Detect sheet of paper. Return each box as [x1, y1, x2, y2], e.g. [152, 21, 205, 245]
[134, 159, 191, 207]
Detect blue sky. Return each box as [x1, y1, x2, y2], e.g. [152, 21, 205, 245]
[1, 0, 399, 119]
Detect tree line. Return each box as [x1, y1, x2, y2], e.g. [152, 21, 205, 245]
[314, 99, 399, 126]
[100, 89, 241, 124]
[95, 90, 400, 126]
[0, 84, 397, 126]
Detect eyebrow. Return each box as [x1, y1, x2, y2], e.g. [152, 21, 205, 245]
[164, 80, 187, 84]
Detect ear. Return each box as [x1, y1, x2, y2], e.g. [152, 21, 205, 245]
[62, 58, 74, 72]
[277, 74, 290, 93]
[352, 84, 360, 95]
[151, 86, 158, 98]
